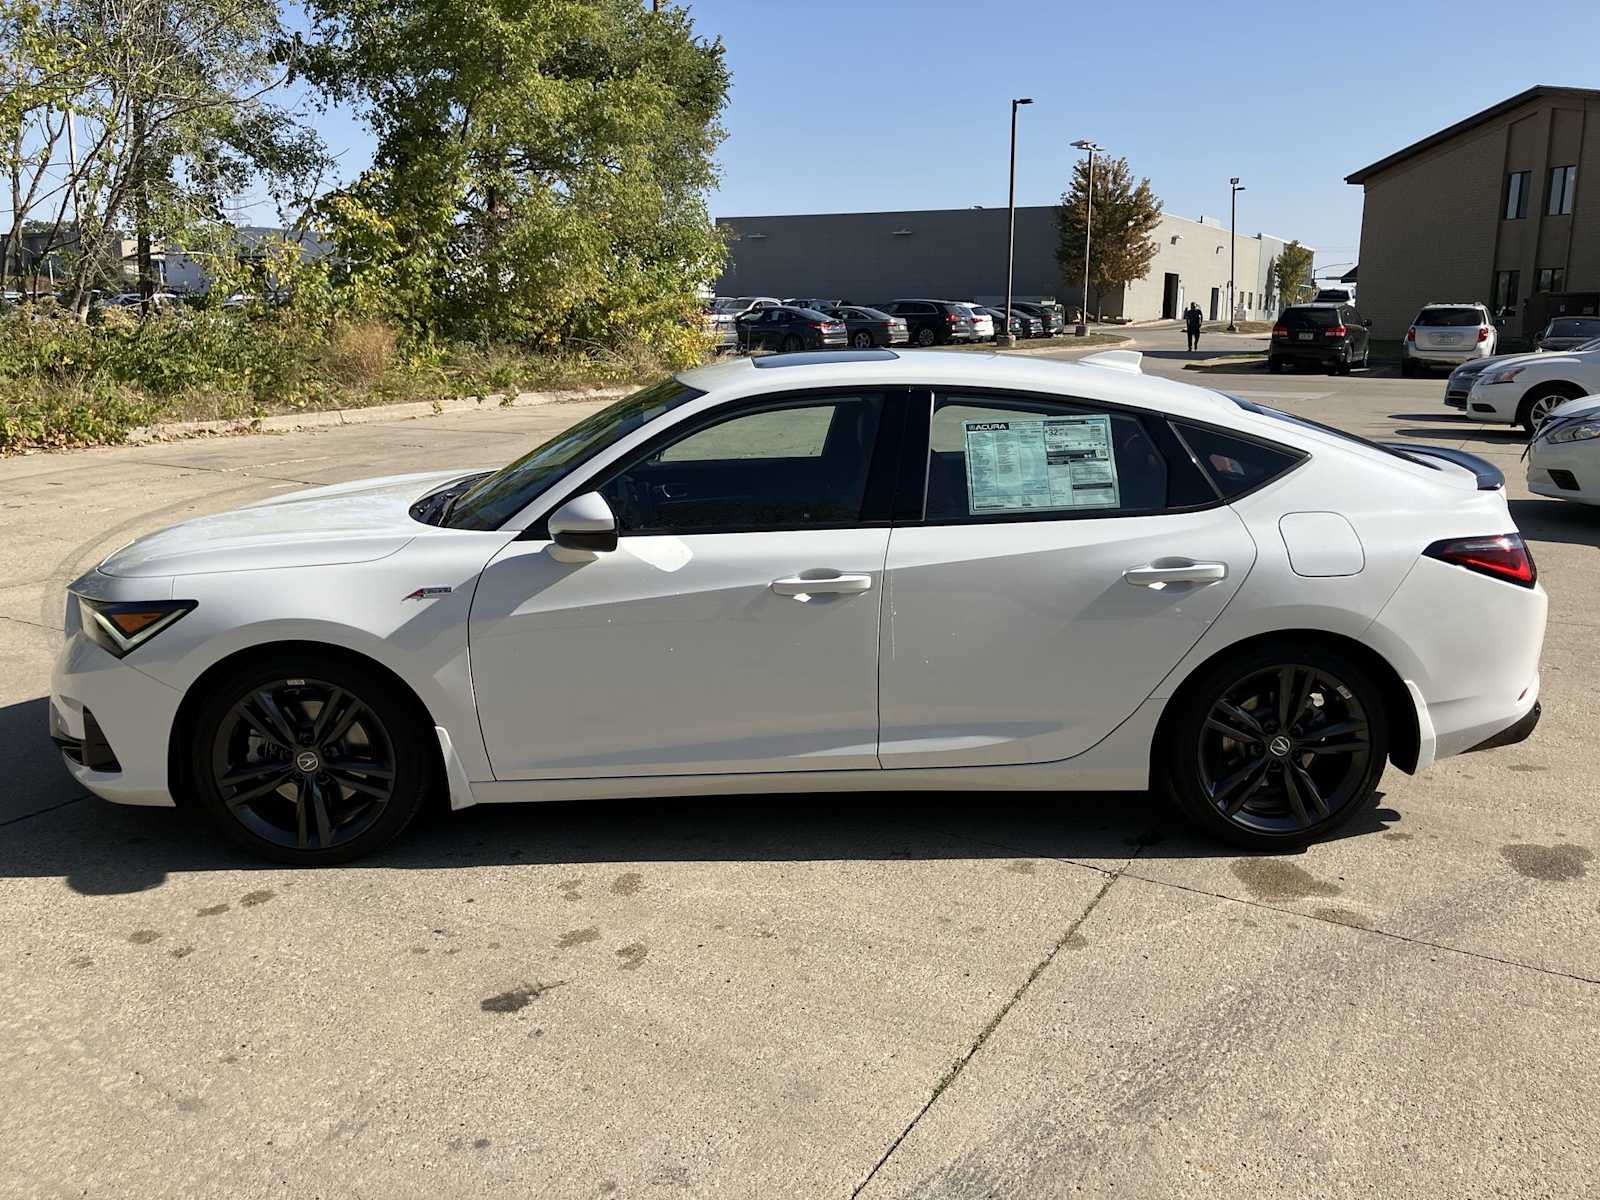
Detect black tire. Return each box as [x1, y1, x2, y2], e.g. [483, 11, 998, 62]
[915, 326, 937, 347]
[1267, 357, 1284, 374]
[851, 330, 874, 349]
[1517, 385, 1578, 434]
[186, 653, 434, 865]
[1158, 641, 1389, 850]
[1400, 358, 1418, 378]
[780, 333, 803, 353]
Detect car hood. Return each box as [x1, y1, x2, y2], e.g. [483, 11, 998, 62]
[98, 468, 480, 578]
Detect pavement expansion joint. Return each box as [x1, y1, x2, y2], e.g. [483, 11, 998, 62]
[850, 867, 1127, 1197]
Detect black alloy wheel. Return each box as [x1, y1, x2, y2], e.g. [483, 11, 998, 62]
[1163, 645, 1388, 848]
[190, 657, 432, 863]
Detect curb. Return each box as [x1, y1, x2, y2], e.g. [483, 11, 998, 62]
[128, 385, 634, 444]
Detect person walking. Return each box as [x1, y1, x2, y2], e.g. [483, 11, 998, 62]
[1183, 302, 1203, 352]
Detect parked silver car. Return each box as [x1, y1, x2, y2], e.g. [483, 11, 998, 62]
[1401, 302, 1498, 375]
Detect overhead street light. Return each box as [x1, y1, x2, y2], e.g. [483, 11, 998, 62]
[1001, 98, 1033, 349]
[1227, 177, 1246, 331]
[1070, 138, 1102, 336]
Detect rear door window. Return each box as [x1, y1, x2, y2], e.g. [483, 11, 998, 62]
[1415, 307, 1483, 327]
[923, 393, 1176, 520]
[1279, 307, 1339, 328]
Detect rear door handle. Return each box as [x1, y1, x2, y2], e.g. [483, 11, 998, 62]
[771, 572, 874, 597]
[1123, 561, 1228, 587]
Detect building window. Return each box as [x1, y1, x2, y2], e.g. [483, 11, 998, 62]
[1536, 267, 1567, 294]
[1547, 165, 1577, 216]
[1505, 171, 1531, 219]
[1494, 269, 1521, 313]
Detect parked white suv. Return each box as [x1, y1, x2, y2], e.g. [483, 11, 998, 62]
[1402, 303, 1498, 375]
[956, 303, 995, 342]
[1465, 344, 1600, 432]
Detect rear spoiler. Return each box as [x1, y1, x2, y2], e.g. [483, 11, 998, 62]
[1381, 443, 1505, 491]
[1080, 349, 1143, 374]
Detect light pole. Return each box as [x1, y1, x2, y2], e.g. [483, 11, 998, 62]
[1071, 139, 1102, 336]
[1226, 177, 1245, 331]
[1001, 97, 1033, 348]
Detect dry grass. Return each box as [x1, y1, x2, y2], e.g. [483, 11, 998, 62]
[321, 319, 398, 385]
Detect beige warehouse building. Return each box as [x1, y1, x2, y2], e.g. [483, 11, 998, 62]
[714, 207, 1306, 325]
[1348, 85, 1600, 339]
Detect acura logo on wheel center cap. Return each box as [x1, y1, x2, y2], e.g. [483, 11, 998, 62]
[295, 750, 322, 774]
[1267, 735, 1293, 758]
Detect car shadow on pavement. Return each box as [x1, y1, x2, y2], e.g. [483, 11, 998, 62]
[1389, 426, 1526, 445]
[1509, 498, 1600, 546]
[0, 696, 1402, 895]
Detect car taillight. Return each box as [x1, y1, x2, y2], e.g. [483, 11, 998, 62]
[1477, 326, 1489, 342]
[1424, 534, 1537, 588]
[1271, 324, 1287, 339]
[947, 313, 958, 323]
[1326, 325, 1347, 338]
[1406, 327, 1416, 342]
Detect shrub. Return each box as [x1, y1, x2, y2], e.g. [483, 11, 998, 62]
[321, 319, 398, 386]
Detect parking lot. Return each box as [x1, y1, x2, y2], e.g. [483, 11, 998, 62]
[3, 326, 1598, 1198]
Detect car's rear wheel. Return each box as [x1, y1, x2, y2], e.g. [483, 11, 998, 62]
[780, 333, 803, 353]
[188, 655, 433, 864]
[851, 330, 874, 349]
[915, 326, 937, 347]
[1160, 643, 1388, 849]
[1400, 358, 1418, 377]
[1267, 357, 1284, 374]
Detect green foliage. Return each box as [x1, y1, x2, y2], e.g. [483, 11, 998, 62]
[304, 0, 729, 354]
[1274, 241, 1315, 309]
[1055, 156, 1163, 318]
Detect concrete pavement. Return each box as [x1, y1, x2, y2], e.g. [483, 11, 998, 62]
[2, 343, 1599, 1198]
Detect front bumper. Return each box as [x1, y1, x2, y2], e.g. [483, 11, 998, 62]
[1528, 439, 1600, 504]
[51, 627, 183, 806]
[1463, 382, 1517, 423]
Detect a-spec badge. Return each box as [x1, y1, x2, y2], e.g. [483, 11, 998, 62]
[403, 586, 454, 601]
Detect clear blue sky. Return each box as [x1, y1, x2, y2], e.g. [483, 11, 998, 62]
[293, 0, 1600, 274]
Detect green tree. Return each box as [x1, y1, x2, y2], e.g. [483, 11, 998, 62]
[1273, 241, 1314, 310]
[303, 0, 729, 358]
[1055, 156, 1162, 320]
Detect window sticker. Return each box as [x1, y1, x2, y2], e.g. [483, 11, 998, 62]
[962, 415, 1120, 513]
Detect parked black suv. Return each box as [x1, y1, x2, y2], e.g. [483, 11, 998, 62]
[1010, 301, 1065, 336]
[1269, 303, 1372, 374]
[877, 299, 976, 346]
[736, 306, 848, 353]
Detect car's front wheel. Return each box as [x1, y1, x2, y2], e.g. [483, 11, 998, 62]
[1160, 642, 1388, 849]
[187, 654, 433, 864]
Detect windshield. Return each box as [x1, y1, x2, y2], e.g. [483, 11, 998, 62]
[709, 298, 745, 314]
[445, 377, 704, 529]
[1415, 307, 1483, 327]
[1548, 318, 1600, 337]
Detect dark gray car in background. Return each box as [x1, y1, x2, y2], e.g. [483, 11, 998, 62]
[1537, 317, 1600, 353]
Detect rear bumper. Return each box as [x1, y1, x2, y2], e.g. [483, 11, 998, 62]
[1467, 701, 1541, 753]
[1271, 343, 1346, 364]
[1407, 344, 1489, 366]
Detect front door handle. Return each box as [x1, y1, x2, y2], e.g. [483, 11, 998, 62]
[771, 572, 874, 597]
[1123, 561, 1228, 587]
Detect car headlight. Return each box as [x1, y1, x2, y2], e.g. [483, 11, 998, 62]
[1547, 420, 1600, 444]
[76, 597, 196, 658]
[1482, 366, 1526, 385]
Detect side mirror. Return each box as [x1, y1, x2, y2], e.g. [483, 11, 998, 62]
[547, 492, 617, 559]
[1364, 318, 1373, 328]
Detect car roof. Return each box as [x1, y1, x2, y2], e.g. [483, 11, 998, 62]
[1419, 302, 1486, 309]
[675, 349, 1242, 425]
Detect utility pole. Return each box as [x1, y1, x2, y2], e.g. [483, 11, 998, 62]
[1071, 139, 1102, 336]
[1227, 177, 1245, 332]
[1001, 97, 1032, 348]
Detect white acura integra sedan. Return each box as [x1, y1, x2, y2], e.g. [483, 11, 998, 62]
[52, 350, 1547, 864]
